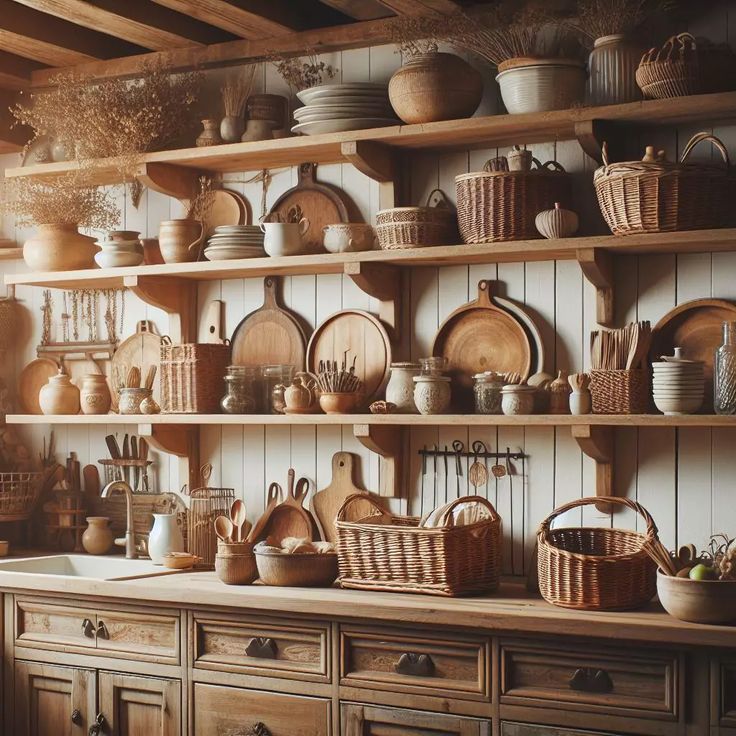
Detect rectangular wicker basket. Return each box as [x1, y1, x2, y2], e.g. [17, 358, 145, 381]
[160, 342, 231, 414]
[590, 369, 649, 414]
[335, 494, 501, 597]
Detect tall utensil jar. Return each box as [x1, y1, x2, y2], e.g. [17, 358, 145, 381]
[586, 34, 643, 105]
[715, 321, 736, 415]
[385, 362, 420, 413]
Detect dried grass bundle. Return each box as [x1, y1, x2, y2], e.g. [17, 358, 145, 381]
[186, 176, 216, 225]
[222, 66, 257, 118]
[570, 0, 675, 42]
[388, 14, 447, 57]
[270, 51, 337, 91]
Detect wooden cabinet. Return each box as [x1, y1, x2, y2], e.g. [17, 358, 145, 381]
[14, 661, 96, 736]
[712, 657, 736, 728]
[501, 724, 618, 736]
[341, 703, 490, 735]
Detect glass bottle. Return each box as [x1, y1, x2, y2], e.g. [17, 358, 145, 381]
[714, 321, 736, 415]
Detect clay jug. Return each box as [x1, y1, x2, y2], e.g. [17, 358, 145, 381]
[82, 517, 114, 555]
[158, 219, 204, 264]
[23, 224, 97, 272]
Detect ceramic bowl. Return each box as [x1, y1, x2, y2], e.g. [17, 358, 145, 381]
[653, 395, 703, 415]
[496, 60, 585, 114]
[255, 550, 338, 587]
[657, 571, 736, 624]
[319, 392, 358, 414]
[323, 223, 376, 253]
[94, 249, 144, 269]
[100, 230, 141, 243]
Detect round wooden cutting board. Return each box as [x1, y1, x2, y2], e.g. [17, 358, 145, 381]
[431, 280, 531, 410]
[110, 320, 163, 406]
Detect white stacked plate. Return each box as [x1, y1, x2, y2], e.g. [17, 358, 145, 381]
[293, 83, 398, 136]
[204, 225, 265, 261]
[652, 347, 705, 415]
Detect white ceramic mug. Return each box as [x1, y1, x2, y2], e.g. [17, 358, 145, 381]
[322, 223, 376, 253]
[260, 220, 310, 257]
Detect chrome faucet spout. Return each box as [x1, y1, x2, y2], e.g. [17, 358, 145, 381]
[100, 480, 137, 559]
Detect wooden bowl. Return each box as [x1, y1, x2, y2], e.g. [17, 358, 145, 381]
[319, 392, 358, 414]
[657, 570, 736, 624]
[255, 551, 338, 587]
[215, 550, 258, 585]
[162, 552, 199, 570]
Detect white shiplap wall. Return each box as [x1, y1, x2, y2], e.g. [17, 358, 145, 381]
[2, 2, 736, 575]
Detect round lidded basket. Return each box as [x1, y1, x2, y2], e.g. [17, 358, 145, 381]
[537, 496, 658, 611]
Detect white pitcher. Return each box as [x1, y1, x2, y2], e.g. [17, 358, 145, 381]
[260, 220, 309, 257]
[148, 512, 184, 565]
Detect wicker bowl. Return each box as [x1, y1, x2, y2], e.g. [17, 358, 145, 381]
[657, 571, 736, 624]
[255, 550, 338, 587]
[215, 543, 257, 585]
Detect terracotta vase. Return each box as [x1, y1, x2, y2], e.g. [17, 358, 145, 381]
[196, 119, 222, 147]
[80, 374, 111, 415]
[39, 369, 80, 415]
[158, 219, 204, 264]
[23, 224, 97, 272]
[82, 517, 114, 555]
[389, 52, 482, 124]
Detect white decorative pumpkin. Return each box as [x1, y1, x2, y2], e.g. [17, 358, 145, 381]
[535, 202, 579, 239]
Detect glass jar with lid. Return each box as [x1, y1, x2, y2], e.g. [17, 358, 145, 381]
[420, 356, 449, 376]
[261, 364, 295, 414]
[220, 366, 258, 414]
[473, 371, 504, 414]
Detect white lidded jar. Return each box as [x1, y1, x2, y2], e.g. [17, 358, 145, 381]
[385, 362, 420, 413]
[148, 512, 184, 565]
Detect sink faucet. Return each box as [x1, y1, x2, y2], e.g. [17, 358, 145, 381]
[101, 480, 137, 559]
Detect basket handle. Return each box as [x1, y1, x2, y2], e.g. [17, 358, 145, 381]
[537, 159, 567, 173]
[425, 188, 452, 209]
[537, 496, 658, 542]
[336, 492, 385, 521]
[679, 132, 731, 168]
[434, 495, 500, 528]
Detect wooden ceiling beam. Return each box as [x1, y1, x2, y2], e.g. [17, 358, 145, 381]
[377, 0, 462, 13]
[0, 50, 44, 90]
[9, 0, 234, 50]
[317, 0, 394, 20]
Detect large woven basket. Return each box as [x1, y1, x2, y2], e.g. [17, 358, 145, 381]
[0, 472, 43, 521]
[636, 33, 736, 99]
[160, 341, 231, 414]
[594, 133, 733, 235]
[336, 494, 501, 597]
[375, 188, 457, 249]
[590, 369, 649, 414]
[537, 496, 658, 611]
[456, 159, 570, 243]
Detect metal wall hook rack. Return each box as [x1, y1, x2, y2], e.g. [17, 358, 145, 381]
[418, 441, 527, 464]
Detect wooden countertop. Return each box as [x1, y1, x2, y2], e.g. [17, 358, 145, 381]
[0, 565, 733, 649]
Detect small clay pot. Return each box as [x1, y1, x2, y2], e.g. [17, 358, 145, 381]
[82, 517, 114, 555]
[80, 374, 112, 415]
[319, 392, 358, 414]
[39, 370, 80, 415]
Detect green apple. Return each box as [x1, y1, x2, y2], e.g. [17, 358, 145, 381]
[689, 563, 719, 581]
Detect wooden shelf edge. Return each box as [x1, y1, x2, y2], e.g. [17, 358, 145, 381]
[0, 247, 21, 261]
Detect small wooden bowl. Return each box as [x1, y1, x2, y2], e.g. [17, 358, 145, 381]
[319, 392, 358, 414]
[657, 570, 736, 624]
[162, 552, 199, 570]
[215, 551, 258, 585]
[255, 551, 338, 587]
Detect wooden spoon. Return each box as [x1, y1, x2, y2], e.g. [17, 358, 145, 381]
[214, 515, 234, 543]
[230, 499, 246, 543]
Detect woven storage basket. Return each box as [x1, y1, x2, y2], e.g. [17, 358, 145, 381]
[636, 33, 736, 99]
[160, 340, 231, 414]
[336, 494, 501, 596]
[594, 133, 733, 235]
[375, 188, 457, 249]
[0, 472, 43, 521]
[537, 496, 658, 611]
[590, 369, 649, 414]
[456, 159, 570, 243]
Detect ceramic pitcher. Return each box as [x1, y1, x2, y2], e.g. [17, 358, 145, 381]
[148, 512, 185, 565]
[158, 219, 204, 264]
[260, 220, 309, 257]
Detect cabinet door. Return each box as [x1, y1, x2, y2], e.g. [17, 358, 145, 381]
[342, 703, 489, 735]
[14, 661, 96, 736]
[501, 724, 618, 736]
[98, 672, 180, 736]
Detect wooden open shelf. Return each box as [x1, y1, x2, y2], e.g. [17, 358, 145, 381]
[0, 247, 21, 261]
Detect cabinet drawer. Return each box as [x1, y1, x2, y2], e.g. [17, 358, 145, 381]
[15, 598, 99, 650]
[94, 608, 179, 663]
[340, 626, 490, 700]
[342, 703, 490, 735]
[193, 683, 330, 736]
[192, 613, 329, 682]
[712, 657, 736, 727]
[500, 640, 678, 720]
[502, 723, 616, 736]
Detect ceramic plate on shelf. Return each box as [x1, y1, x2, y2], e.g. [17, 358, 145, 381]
[291, 118, 399, 136]
[296, 83, 389, 105]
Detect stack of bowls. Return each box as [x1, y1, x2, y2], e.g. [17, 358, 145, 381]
[94, 230, 144, 268]
[204, 225, 265, 261]
[652, 347, 705, 415]
[293, 83, 398, 135]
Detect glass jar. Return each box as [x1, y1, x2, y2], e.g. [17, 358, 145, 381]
[473, 371, 504, 414]
[419, 356, 448, 376]
[715, 321, 736, 415]
[261, 365, 295, 414]
[220, 366, 257, 414]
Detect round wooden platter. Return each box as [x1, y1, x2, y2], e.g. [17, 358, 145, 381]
[181, 188, 251, 237]
[110, 320, 163, 405]
[231, 276, 307, 370]
[307, 309, 392, 408]
[431, 280, 531, 410]
[18, 357, 59, 414]
[650, 298, 736, 410]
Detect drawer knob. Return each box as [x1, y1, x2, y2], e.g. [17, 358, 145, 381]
[96, 621, 109, 640]
[71, 709, 82, 724]
[246, 723, 271, 736]
[81, 618, 95, 638]
[88, 713, 105, 736]
[395, 652, 435, 677]
[245, 637, 277, 659]
[569, 667, 613, 694]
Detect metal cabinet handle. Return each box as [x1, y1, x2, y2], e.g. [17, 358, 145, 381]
[245, 637, 277, 659]
[394, 652, 435, 677]
[88, 713, 105, 736]
[569, 667, 613, 694]
[71, 709, 82, 724]
[96, 621, 109, 640]
[81, 618, 95, 638]
[246, 724, 271, 736]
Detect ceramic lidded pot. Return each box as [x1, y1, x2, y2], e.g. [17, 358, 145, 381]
[23, 224, 97, 272]
[39, 369, 80, 415]
[501, 384, 535, 415]
[80, 374, 112, 415]
[413, 374, 451, 415]
[82, 517, 114, 555]
[385, 362, 421, 413]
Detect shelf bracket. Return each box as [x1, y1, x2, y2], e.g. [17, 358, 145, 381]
[576, 247, 614, 326]
[574, 119, 626, 165]
[343, 262, 402, 341]
[341, 140, 399, 209]
[137, 423, 200, 493]
[135, 162, 204, 200]
[572, 424, 613, 513]
[353, 424, 406, 498]
[123, 275, 198, 343]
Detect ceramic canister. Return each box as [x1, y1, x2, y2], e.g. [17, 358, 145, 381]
[385, 363, 420, 413]
[80, 374, 112, 415]
[413, 375, 451, 415]
[501, 385, 535, 415]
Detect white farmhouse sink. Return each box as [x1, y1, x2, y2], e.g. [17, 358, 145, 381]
[0, 554, 183, 580]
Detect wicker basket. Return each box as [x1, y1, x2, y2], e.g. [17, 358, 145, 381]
[636, 33, 736, 99]
[590, 369, 649, 414]
[160, 340, 231, 414]
[456, 159, 570, 243]
[335, 494, 501, 597]
[0, 472, 43, 521]
[594, 133, 733, 236]
[537, 496, 658, 611]
[375, 188, 458, 249]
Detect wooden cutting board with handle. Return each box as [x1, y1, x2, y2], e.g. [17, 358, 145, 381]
[260, 470, 315, 546]
[311, 452, 377, 544]
[110, 320, 162, 405]
[231, 277, 307, 370]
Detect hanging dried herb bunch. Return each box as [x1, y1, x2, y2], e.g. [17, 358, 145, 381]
[1, 172, 120, 230]
[569, 0, 675, 42]
[186, 176, 216, 225]
[388, 14, 449, 57]
[222, 65, 257, 118]
[269, 51, 337, 91]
